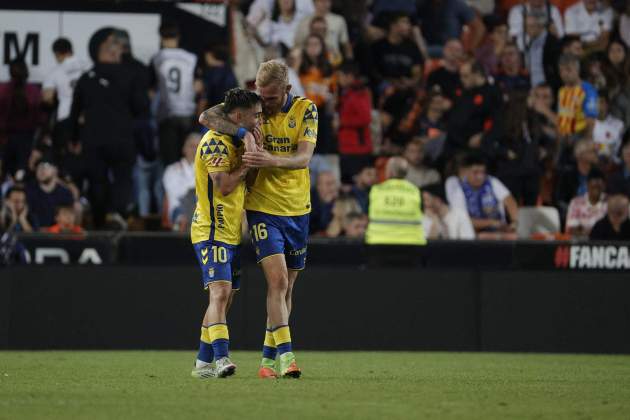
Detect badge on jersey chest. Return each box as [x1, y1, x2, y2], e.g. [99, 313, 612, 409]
[288, 116, 296, 128]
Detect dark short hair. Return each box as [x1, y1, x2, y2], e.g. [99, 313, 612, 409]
[467, 59, 486, 78]
[338, 60, 360, 77]
[561, 35, 581, 50]
[5, 185, 26, 198]
[223, 88, 261, 114]
[587, 167, 605, 182]
[52, 38, 72, 55]
[463, 153, 486, 168]
[387, 12, 410, 30]
[159, 22, 180, 39]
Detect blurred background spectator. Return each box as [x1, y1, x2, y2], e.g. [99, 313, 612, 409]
[25, 159, 75, 229]
[589, 193, 630, 240]
[44, 206, 85, 234]
[565, 167, 607, 238]
[1, 1, 629, 246]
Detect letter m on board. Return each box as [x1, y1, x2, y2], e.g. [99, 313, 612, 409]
[4, 32, 39, 65]
[554, 246, 570, 269]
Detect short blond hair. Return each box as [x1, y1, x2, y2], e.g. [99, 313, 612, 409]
[256, 59, 289, 88]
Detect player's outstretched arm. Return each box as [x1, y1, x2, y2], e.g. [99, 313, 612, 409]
[199, 104, 239, 135]
[199, 105, 259, 152]
[242, 141, 315, 170]
[209, 166, 249, 197]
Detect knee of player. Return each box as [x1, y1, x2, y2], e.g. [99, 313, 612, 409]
[210, 283, 232, 303]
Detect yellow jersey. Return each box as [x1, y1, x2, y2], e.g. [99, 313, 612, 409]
[191, 130, 245, 245]
[245, 95, 318, 216]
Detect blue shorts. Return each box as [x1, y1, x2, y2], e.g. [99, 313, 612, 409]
[246, 211, 309, 270]
[192, 240, 241, 290]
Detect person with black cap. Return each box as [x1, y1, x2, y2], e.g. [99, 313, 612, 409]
[25, 158, 75, 229]
[68, 27, 149, 229]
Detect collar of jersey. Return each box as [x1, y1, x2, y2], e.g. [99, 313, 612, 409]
[281, 93, 294, 113]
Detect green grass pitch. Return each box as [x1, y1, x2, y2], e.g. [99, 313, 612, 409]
[1, 351, 629, 420]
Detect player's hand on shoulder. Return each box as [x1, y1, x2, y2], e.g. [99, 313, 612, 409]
[253, 126, 264, 151]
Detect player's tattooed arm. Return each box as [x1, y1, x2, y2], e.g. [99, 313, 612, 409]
[242, 141, 315, 170]
[198, 104, 239, 135]
[209, 166, 248, 197]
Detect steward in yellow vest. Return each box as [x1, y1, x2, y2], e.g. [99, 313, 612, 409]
[366, 157, 426, 245]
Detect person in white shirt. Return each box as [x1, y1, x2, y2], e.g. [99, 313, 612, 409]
[163, 132, 201, 227]
[42, 38, 91, 159]
[593, 93, 625, 164]
[446, 154, 519, 240]
[150, 22, 203, 166]
[564, 0, 613, 49]
[565, 167, 607, 238]
[422, 188, 475, 240]
[508, 0, 564, 51]
[293, 0, 353, 60]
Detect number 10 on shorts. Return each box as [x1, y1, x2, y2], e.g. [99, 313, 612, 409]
[251, 223, 267, 242]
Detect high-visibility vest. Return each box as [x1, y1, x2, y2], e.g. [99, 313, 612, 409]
[365, 178, 426, 245]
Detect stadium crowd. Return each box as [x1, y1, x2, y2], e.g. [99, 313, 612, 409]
[1, 0, 630, 241]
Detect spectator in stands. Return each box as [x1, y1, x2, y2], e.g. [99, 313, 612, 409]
[322, 194, 362, 237]
[583, 53, 607, 90]
[202, 44, 239, 108]
[607, 137, 630, 197]
[403, 138, 441, 188]
[44, 206, 84, 234]
[372, 13, 424, 96]
[508, 0, 564, 51]
[69, 27, 149, 229]
[422, 188, 475, 239]
[263, 0, 307, 50]
[163, 133, 200, 227]
[294, 0, 352, 61]
[446, 154, 519, 240]
[0, 186, 37, 233]
[445, 59, 504, 161]
[349, 164, 376, 213]
[416, 90, 449, 163]
[335, 61, 372, 182]
[0, 59, 44, 181]
[619, 3, 630, 49]
[555, 138, 598, 214]
[565, 168, 607, 238]
[342, 212, 368, 238]
[560, 34, 585, 59]
[564, 0, 613, 52]
[607, 40, 630, 128]
[150, 22, 202, 166]
[299, 33, 338, 175]
[557, 54, 598, 141]
[42, 38, 91, 163]
[589, 193, 630, 240]
[494, 43, 531, 94]
[521, 12, 562, 90]
[426, 39, 465, 103]
[475, 15, 510, 76]
[25, 159, 74, 229]
[416, 0, 485, 57]
[497, 91, 552, 205]
[593, 92, 625, 165]
[310, 170, 339, 234]
[602, 40, 629, 98]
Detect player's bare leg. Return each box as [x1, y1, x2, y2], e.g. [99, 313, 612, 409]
[286, 269, 300, 316]
[260, 255, 300, 378]
[207, 281, 236, 378]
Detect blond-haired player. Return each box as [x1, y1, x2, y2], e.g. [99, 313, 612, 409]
[199, 60, 318, 378]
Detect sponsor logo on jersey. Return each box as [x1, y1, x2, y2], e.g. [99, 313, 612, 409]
[288, 116, 296, 128]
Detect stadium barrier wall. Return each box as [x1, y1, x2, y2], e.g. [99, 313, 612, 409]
[2, 258, 629, 353]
